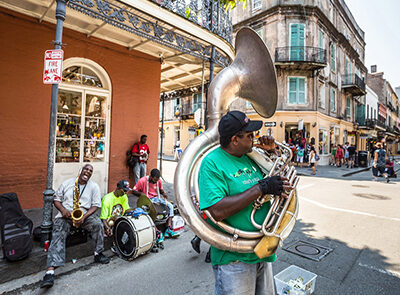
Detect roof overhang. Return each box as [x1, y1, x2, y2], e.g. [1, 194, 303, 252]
[0, 0, 235, 92]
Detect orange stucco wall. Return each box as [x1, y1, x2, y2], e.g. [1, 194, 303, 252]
[0, 9, 161, 209]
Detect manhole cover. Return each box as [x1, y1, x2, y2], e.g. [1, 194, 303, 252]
[352, 185, 369, 188]
[353, 193, 390, 200]
[283, 240, 332, 261]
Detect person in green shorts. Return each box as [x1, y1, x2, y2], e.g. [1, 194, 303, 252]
[199, 111, 292, 295]
[100, 180, 131, 237]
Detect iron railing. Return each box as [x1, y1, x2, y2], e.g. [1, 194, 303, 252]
[153, 0, 232, 44]
[365, 119, 386, 129]
[342, 73, 366, 92]
[275, 46, 327, 64]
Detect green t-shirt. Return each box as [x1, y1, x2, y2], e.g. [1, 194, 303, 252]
[199, 147, 277, 266]
[99, 192, 130, 220]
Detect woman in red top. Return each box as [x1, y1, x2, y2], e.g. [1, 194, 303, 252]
[335, 145, 344, 167]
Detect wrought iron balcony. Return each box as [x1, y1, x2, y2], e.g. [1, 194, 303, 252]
[275, 46, 327, 69]
[342, 74, 366, 96]
[365, 119, 386, 130]
[153, 0, 232, 44]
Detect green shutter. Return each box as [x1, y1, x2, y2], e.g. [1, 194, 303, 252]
[330, 89, 336, 112]
[330, 43, 336, 72]
[288, 77, 306, 104]
[298, 78, 305, 104]
[290, 24, 305, 61]
[346, 97, 351, 117]
[288, 78, 297, 103]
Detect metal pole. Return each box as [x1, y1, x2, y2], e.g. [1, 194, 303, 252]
[206, 45, 216, 130]
[41, 0, 67, 244]
[200, 60, 205, 128]
[159, 95, 165, 176]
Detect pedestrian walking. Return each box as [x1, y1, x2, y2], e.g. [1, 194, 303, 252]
[372, 142, 389, 182]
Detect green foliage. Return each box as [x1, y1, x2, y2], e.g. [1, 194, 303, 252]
[218, 0, 247, 11]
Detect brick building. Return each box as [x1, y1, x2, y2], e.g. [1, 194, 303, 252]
[0, 0, 234, 208]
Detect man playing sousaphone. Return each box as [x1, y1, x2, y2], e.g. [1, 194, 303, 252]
[198, 111, 293, 295]
[40, 164, 109, 289]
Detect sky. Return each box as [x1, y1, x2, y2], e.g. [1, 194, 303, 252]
[346, 0, 400, 89]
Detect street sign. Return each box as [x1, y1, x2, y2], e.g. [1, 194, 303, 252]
[264, 122, 276, 127]
[43, 49, 64, 84]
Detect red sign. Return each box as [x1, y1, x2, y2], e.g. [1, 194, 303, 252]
[43, 49, 64, 84]
[378, 103, 386, 118]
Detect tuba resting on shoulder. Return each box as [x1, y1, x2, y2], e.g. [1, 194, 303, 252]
[174, 28, 299, 258]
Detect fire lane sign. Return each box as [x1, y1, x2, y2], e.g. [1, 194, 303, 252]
[43, 49, 64, 84]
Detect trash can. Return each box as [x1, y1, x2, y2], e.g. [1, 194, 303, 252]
[358, 151, 368, 167]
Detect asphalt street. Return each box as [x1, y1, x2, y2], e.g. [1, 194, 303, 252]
[1, 160, 399, 295]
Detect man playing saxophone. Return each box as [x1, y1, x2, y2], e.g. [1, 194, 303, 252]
[40, 164, 109, 289]
[198, 111, 293, 295]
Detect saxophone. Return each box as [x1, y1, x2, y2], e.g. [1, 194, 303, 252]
[71, 175, 84, 227]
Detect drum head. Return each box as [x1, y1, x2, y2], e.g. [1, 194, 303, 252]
[113, 218, 137, 260]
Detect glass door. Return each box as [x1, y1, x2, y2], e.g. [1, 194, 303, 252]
[54, 87, 110, 196]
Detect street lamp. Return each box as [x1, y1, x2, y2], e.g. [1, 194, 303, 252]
[41, 0, 68, 245]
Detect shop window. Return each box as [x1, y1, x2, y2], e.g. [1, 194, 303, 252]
[288, 77, 306, 105]
[319, 129, 329, 154]
[56, 90, 107, 163]
[62, 66, 103, 88]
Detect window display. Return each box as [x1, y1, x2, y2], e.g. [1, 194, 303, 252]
[55, 90, 107, 163]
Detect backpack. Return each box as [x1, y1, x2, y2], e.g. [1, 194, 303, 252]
[0, 192, 33, 262]
[297, 149, 304, 157]
[126, 143, 139, 168]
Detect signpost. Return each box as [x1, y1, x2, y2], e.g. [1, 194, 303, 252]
[264, 121, 276, 127]
[43, 49, 64, 84]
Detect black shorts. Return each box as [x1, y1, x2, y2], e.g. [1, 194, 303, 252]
[310, 163, 315, 167]
[372, 166, 385, 177]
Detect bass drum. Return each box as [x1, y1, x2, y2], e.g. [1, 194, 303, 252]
[113, 214, 156, 260]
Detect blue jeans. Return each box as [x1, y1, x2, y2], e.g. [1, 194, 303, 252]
[212, 261, 275, 295]
[134, 162, 147, 184]
[151, 197, 174, 217]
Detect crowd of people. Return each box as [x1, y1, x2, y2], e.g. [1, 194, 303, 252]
[286, 135, 319, 175]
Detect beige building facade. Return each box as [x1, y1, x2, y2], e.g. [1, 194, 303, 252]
[229, 0, 367, 164]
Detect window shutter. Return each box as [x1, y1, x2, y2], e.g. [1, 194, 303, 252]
[298, 78, 305, 104]
[288, 78, 297, 104]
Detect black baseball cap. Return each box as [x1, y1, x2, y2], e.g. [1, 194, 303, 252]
[117, 180, 130, 192]
[218, 111, 263, 138]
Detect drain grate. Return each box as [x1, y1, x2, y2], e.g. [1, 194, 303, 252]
[283, 240, 333, 261]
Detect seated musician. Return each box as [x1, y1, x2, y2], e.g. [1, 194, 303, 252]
[40, 164, 109, 289]
[132, 168, 179, 238]
[100, 180, 131, 237]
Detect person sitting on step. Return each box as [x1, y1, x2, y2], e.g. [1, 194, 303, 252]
[132, 168, 179, 238]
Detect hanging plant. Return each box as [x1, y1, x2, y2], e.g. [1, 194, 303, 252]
[218, 0, 247, 10]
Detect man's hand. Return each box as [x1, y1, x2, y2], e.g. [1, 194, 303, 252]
[105, 226, 113, 237]
[258, 176, 293, 198]
[255, 135, 276, 152]
[61, 208, 71, 219]
[74, 215, 86, 227]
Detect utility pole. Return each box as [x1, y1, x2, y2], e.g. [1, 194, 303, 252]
[41, 0, 67, 244]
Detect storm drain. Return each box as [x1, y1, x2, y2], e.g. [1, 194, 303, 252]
[283, 240, 333, 262]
